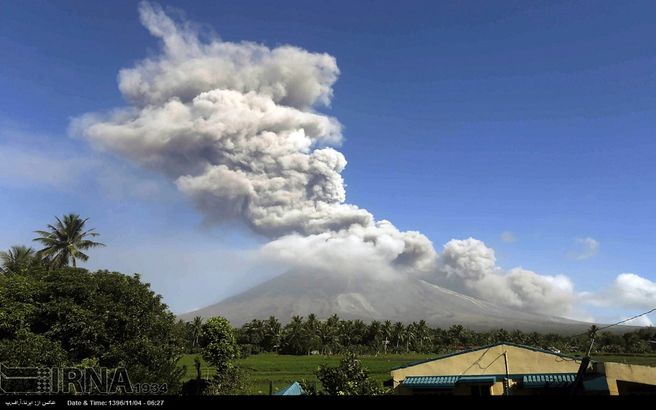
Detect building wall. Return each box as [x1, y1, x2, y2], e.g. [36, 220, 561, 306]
[391, 344, 582, 388]
[597, 362, 656, 396]
[491, 381, 505, 395]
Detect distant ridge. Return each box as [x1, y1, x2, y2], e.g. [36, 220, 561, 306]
[179, 270, 596, 334]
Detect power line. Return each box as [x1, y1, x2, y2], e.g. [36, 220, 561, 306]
[597, 308, 656, 331]
[572, 307, 655, 395]
[570, 307, 656, 340]
[584, 307, 656, 358]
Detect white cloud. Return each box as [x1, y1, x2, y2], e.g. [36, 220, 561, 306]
[0, 145, 94, 191]
[0, 133, 176, 202]
[569, 237, 599, 260]
[500, 231, 516, 243]
[434, 238, 576, 317]
[588, 273, 656, 310]
[623, 315, 653, 327]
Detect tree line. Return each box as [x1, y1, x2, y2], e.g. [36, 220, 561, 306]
[178, 314, 656, 357]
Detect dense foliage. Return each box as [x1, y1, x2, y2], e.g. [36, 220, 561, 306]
[199, 315, 656, 357]
[181, 316, 248, 395]
[315, 353, 384, 395]
[0, 266, 184, 391]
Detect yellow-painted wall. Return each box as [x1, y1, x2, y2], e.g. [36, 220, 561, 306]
[391, 344, 582, 388]
[597, 362, 656, 396]
[491, 381, 505, 396]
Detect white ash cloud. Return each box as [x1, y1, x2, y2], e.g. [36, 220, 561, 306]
[72, 2, 587, 318]
[436, 238, 576, 317]
[260, 220, 439, 280]
[72, 1, 437, 275]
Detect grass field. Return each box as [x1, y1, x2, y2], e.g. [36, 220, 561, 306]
[178, 352, 656, 395]
[178, 353, 433, 394]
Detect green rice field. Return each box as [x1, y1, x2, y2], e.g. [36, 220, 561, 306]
[178, 352, 656, 395]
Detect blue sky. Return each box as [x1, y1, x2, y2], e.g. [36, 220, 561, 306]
[1, 1, 655, 322]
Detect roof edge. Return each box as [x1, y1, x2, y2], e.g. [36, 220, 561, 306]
[391, 342, 583, 371]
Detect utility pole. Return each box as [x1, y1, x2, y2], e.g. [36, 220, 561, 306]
[570, 328, 596, 395]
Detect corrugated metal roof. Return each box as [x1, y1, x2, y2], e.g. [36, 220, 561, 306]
[403, 373, 580, 389]
[273, 381, 305, 396]
[522, 373, 576, 388]
[458, 376, 497, 384]
[402, 375, 498, 388]
[402, 376, 459, 387]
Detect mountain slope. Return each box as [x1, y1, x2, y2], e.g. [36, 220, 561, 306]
[180, 270, 590, 333]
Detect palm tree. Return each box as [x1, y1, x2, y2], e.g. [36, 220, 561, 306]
[304, 314, 322, 354]
[264, 316, 282, 352]
[416, 320, 430, 352]
[320, 314, 340, 354]
[392, 322, 405, 352]
[281, 316, 307, 355]
[0, 245, 38, 274]
[190, 316, 204, 348]
[405, 323, 417, 352]
[33, 214, 105, 268]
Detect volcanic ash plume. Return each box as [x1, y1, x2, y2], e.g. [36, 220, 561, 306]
[74, 2, 578, 317]
[73, 1, 438, 278]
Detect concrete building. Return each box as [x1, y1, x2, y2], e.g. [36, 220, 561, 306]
[390, 342, 656, 395]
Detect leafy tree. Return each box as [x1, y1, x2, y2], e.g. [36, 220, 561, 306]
[201, 317, 239, 371]
[0, 270, 43, 338]
[316, 353, 384, 395]
[0, 328, 68, 367]
[0, 245, 40, 275]
[0, 267, 184, 391]
[200, 316, 247, 394]
[206, 366, 249, 395]
[33, 214, 104, 268]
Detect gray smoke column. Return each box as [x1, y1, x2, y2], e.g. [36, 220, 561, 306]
[73, 2, 579, 317]
[73, 1, 438, 278]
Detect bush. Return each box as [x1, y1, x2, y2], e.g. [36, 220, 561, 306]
[316, 353, 385, 395]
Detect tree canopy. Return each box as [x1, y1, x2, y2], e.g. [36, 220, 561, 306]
[0, 266, 184, 391]
[33, 213, 104, 268]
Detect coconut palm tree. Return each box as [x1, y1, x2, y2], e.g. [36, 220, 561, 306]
[281, 316, 307, 355]
[190, 316, 204, 348]
[320, 314, 340, 354]
[264, 316, 282, 352]
[392, 322, 405, 352]
[0, 245, 38, 274]
[33, 214, 105, 268]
